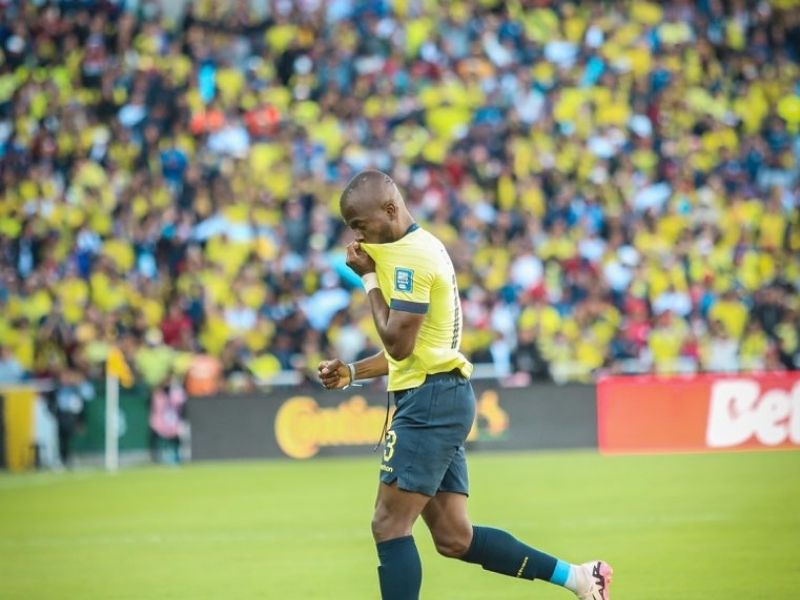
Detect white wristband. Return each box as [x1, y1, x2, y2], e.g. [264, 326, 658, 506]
[347, 362, 357, 385]
[361, 272, 379, 294]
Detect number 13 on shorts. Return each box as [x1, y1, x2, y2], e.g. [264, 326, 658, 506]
[383, 430, 397, 463]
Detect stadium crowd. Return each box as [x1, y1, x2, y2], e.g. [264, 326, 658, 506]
[0, 0, 799, 394]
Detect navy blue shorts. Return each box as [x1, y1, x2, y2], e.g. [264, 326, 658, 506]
[379, 370, 476, 497]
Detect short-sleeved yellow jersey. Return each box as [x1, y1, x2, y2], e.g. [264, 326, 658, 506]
[360, 225, 473, 391]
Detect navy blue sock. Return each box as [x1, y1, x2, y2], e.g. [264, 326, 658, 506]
[461, 525, 558, 581]
[376, 536, 422, 600]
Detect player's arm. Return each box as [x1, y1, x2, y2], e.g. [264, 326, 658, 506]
[362, 287, 424, 361]
[346, 242, 425, 361]
[318, 351, 388, 390]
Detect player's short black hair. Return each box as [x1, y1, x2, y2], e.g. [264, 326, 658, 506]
[340, 169, 394, 210]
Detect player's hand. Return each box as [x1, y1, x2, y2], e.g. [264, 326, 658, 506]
[318, 358, 350, 390]
[346, 242, 376, 276]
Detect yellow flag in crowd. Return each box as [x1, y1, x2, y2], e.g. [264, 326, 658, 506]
[106, 347, 134, 388]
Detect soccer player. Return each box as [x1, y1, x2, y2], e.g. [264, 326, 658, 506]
[318, 170, 612, 600]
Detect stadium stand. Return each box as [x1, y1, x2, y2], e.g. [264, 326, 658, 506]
[0, 0, 798, 395]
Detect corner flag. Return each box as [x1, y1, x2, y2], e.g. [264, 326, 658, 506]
[106, 346, 133, 388]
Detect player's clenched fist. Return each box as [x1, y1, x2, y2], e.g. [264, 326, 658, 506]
[318, 359, 350, 389]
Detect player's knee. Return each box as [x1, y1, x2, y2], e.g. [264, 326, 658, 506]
[371, 506, 407, 542]
[370, 510, 386, 540]
[432, 528, 472, 558]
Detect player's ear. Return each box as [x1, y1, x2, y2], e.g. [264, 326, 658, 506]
[383, 200, 397, 219]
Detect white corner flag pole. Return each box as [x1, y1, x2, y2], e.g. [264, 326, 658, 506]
[105, 371, 119, 472]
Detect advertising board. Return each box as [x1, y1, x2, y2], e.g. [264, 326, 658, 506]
[190, 382, 597, 461]
[597, 372, 800, 453]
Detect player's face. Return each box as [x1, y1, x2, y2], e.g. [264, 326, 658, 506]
[342, 200, 395, 244]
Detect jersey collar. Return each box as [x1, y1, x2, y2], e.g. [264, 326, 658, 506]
[401, 223, 420, 238]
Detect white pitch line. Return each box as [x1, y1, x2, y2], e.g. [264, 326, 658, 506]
[501, 512, 731, 531]
[0, 513, 732, 550]
[0, 527, 368, 549]
[0, 472, 95, 491]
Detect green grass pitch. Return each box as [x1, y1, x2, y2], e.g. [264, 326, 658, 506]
[1, 450, 798, 599]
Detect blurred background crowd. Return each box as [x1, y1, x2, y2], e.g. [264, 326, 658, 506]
[0, 0, 799, 401]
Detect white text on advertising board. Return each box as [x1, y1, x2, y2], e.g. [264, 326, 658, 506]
[706, 380, 800, 448]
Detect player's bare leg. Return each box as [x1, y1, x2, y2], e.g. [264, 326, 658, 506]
[371, 481, 431, 600]
[421, 490, 473, 557]
[423, 491, 613, 599]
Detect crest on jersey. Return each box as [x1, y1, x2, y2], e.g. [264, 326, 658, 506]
[394, 268, 414, 292]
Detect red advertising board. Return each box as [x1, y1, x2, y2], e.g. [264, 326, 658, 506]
[597, 372, 800, 454]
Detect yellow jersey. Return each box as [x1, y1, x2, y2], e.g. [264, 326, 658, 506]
[361, 224, 473, 391]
